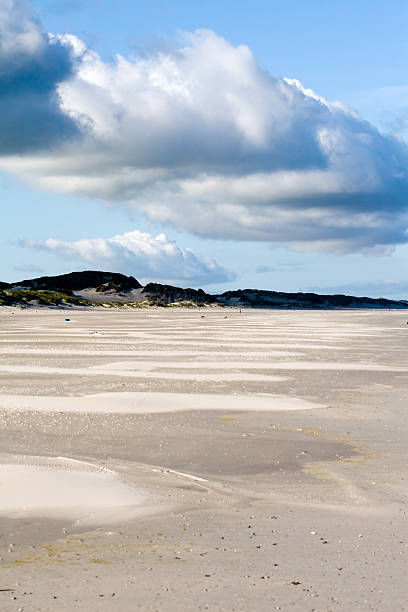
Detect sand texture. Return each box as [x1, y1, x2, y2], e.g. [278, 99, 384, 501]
[0, 308, 408, 610]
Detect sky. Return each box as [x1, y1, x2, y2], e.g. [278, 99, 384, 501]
[1, 0, 408, 298]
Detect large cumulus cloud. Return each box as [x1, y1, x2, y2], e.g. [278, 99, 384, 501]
[1, 1, 408, 252]
[0, 0, 78, 151]
[24, 229, 235, 285]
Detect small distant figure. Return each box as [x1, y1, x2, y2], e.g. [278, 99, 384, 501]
[201, 315, 205, 318]
[224, 315, 228, 318]
[64, 318, 70, 322]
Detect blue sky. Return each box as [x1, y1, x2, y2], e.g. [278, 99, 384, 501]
[1, 0, 408, 297]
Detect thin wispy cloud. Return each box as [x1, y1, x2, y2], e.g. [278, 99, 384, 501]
[23, 229, 236, 285]
[1, 0, 408, 254]
[13, 263, 44, 274]
[308, 280, 408, 301]
[44, 0, 84, 15]
[255, 265, 275, 274]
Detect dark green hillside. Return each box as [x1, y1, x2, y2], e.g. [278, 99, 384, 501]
[12, 271, 142, 294]
[218, 289, 408, 309]
[1, 271, 408, 309]
[142, 283, 217, 305]
[0, 289, 90, 307]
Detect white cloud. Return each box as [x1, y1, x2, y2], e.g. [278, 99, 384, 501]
[24, 229, 235, 285]
[1, 2, 408, 252]
[0, 0, 43, 60]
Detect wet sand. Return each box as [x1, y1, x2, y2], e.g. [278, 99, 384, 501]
[0, 308, 408, 610]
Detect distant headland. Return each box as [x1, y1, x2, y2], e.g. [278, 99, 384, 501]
[1, 270, 407, 309]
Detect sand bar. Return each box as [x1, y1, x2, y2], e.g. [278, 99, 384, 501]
[0, 391, 322, 414]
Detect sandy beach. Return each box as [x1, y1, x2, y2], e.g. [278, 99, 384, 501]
[0, 307, 407, 611]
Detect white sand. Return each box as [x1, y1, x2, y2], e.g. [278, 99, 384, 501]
[0, 364, 287, 382]
[1, 309, 408, 611]
[0, 340, 345, 350]
[90, 359, 404, 372]
[89, 360, 306, 370]
[0, 391, 323, 414]
[0, 361, 405, 383]
[0, 348, 306, 357]
[0, 458, 145, 524]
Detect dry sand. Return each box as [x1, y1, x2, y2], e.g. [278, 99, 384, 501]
[0, 307, 408, 611]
